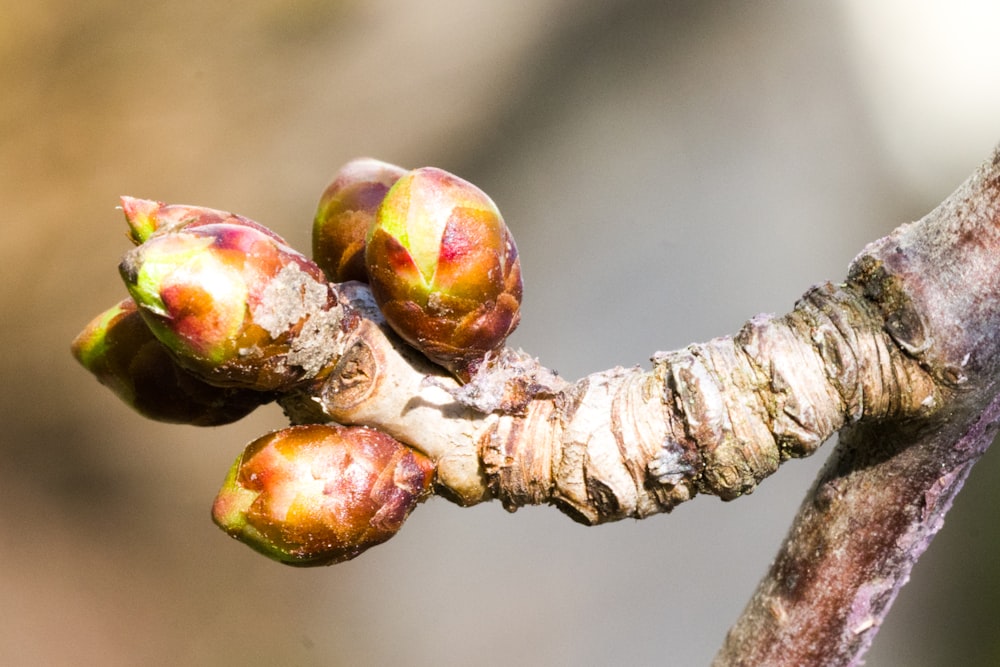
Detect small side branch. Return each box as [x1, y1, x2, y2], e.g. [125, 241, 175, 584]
[299, 278, 934, 527]
[481, 281, 933, 525]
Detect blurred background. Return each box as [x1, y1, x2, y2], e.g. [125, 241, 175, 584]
[4, 0, 1000, 664]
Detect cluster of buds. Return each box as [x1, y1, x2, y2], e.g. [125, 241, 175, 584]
[73, 160, 524, 565]
[70, 196, 315, 426]
[313, 161, 523, 380]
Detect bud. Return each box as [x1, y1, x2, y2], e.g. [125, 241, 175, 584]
[312, 158, 407, 283]
[212, 424, 435, 566]
[71, 299, 267, 425]
[119, 218, 338, 391]
[121, 196, 286, 246]
[365, 167, 522, 379]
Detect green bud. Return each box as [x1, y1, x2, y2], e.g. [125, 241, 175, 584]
[119, 219, 338, 391]
[312, 158, 407, 283]
[71, 299, 267, 425]
[365, 167, 522, 380]
[212, 424, 435, 566]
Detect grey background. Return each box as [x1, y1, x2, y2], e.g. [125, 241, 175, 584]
[4, 1, 1000, 664]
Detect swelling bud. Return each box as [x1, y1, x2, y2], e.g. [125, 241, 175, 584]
[212, 424, 435, 566]
[119, 218, 338, 391]
[365, 167, 522, 380]
[312, 158, 407, 283]
[71, 299, 267, 425]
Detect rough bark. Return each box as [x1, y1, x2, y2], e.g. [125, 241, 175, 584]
[272, 147, 1000, 664]
[713, 147, 1000, 665]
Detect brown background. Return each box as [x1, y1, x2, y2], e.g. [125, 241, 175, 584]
[4, 1, 1000, 664]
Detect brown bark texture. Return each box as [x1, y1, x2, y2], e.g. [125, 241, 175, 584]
[275, 147, 1000, 664]
[711, 147, 1000, 665]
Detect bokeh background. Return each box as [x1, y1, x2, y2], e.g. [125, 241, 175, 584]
[4, 1, 1000, 664]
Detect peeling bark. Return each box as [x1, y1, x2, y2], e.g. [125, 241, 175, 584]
[714, 148, 1000, 665]
[277, 146, 1000, 664]
[288, 278, 935, 525]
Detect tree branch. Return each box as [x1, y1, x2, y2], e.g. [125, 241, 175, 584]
[277, 146, 1000, 662]
[282, 262, 936, 526]
[75, 144, 1000, 663]
[714, 146, 1000, 665]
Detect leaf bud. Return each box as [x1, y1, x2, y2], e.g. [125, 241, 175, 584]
[119, 218, 339, 391]
[365, 167, 522, 379]
[71, 299, 267, 425]
[312, 158, 407, 283]
[211, 424, 435, 566]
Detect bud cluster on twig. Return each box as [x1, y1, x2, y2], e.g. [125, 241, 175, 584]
[72, 159, 523, 565]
